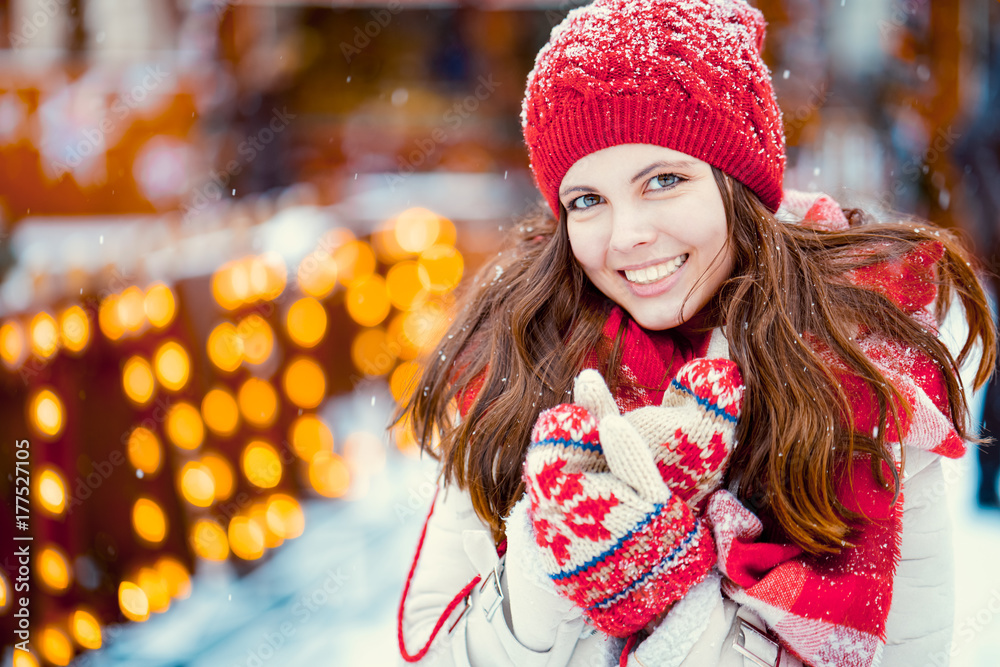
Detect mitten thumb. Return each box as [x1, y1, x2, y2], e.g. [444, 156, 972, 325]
[598, 414, 670, 503]
[574, 369, 621, 420]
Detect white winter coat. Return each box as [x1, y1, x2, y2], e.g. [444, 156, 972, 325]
[398, 447, 955, 667]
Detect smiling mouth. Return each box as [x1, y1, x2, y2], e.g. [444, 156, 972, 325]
[622, 254, 688, 285]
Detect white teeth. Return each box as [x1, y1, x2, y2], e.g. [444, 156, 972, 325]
[623, 255, 688, 285]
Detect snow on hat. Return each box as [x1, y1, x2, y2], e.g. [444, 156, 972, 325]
[521, 0, 786, 217]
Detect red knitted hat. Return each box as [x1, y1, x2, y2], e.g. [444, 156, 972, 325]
[521, 0, 786, 217]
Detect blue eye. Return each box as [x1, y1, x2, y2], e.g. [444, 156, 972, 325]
[568, 193, 603, 210]
[648, 173, 683, 190]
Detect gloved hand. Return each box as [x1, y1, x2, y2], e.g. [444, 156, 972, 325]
[576, 358, 744, 511]
[523, 379, 717, 638]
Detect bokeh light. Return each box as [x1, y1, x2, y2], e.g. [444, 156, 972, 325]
[345, 275, 391, 327]
[0, 319, 27, 368]
[118, 286, 147, 334]
[386, 261, 428, 311]
[386, 312, 420, 361]
[29, 311, 59, 359]
[282, 357, 326, 409]
[154, 340, 191, 392]
[39, 625, 73, 666]
[145, 282, 177, 329]
[286, 296, 327, 348]
[179, 461, 216, 507]
[12, 650, 39, 667]
[38, 545, 71, 593]
[119, 581, 150, 622]
[308, 451, 350, 498]
[190, 519, 229, 561]
[122, 355, 156, 406]
[350, 327, 396, 376]
[207, 322, 243, 372]
[242, 440, 282, 489]
[202, 387, 240, 437]
[137, 566, 171, 613]
[98, 293, 125, 340]
[418, 244, 464, 293]
[297, 249, 339, 299]
[212, 259, 248, 310]
[36, 467, 67, 517]
[59, 305, 91, 354]
[29, 388, 65, 440]
[201, 451, 235, 501]
[127, 427, 162, 475]
[251, 252, 288, 302]
[238, 314, 275, 366]
[70, 608, 103, 650]
[165, 402, 205, 450]
[132, 497, 168, 545]
[0, 569, 8, 613]
[155, 556, 192, 600]
[334, 240, 376, 286]
[238, 377, 279, 428]
[229, 515, 266, 560]
[266, 494, 305, 540]
[395, 207, 441, 253]
[289, 414, 334, 461]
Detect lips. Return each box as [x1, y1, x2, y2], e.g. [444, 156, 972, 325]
[622, 254, 688, 285]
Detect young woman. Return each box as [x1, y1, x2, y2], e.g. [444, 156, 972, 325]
[396, 0, 996, 665]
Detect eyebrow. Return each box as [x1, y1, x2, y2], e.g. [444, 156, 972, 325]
[559, 159, 700, 198]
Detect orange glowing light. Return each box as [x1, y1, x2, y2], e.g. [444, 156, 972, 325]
[127, 427, 162, 475]
[98, 293, 125, 340]
[390, 361, 420, 403]
[132, 497, 168, 545]
[39, 625, 73, 666]
[190, 519, 229, 561]
[207, 321, 243, 372]
[137, 566, 171, 613]
[122, 355, 156, 406]
[144, 282, 177, 329]
[59, 305, 91, 354]
[36, 467, 67, 517]
[201, 451, 235, 501]
[297, 249, 339, 299]
[289, 414, 334, 461]
[29, 311, 59, 359]
[228, 516, 266, 560]
[29, 388, 64, 440]
[119, 581, 150, 622]
[165, 402, 205, 450]
[345, 275, 391, 327]
[179, 461, 216, 507]
[395, 207, 441, 253]
[418, 244, 464, 293]
[242, 440, 282, 489]
[70, 608, 103, 650]
[37, 545, 71, 593]
[155, 556, 191, 599]
[282, 357, 326, 409]
[334, 240, 376, 285]
[117, 286, 147, 333]
[237, 314, 275, 366]
[0, 319, 27, 368]
[266, 493, 305, 540]
[202, 387, 240, 438]
[238, 378, 278, 428]
[386, 261, 428, 311]
[350, 327, 396, 376]
[286, 296, 327, 348]
[154, 340, 191, 392]
[308, 451, 351, 498]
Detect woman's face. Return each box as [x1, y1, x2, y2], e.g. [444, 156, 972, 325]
[560, 144, 732, 331]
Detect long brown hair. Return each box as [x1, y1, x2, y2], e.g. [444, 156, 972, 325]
[396, 171, 996, 554]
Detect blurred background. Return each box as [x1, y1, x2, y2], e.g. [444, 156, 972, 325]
[0, 0, 997, 666]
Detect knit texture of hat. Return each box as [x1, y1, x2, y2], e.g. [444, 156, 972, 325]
[521, 0, 786, 217]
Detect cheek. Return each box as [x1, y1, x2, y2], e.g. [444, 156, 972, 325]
[567, 227, 605, 269]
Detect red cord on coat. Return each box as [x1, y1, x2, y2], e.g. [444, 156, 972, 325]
[398, 485, 482, 662]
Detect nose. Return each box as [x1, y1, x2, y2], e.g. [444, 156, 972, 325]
[607, 205, 658, 254]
